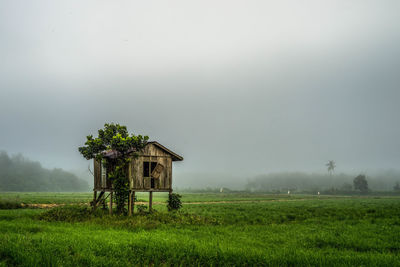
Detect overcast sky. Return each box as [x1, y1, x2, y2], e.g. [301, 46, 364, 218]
[1, 0, 399, 180]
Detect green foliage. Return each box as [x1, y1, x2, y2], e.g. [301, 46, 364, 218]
[36, 204, 217, 229]
[38, 205, 92, 222]
[0, 151, 88, 192]
[78, 123, 148, 161]
[78, 123, 148, 214]
[167, 193, 182, 211]
[354, 174, 369, 193]
[108, 160, 131, 214]
[136, 204, 147, 213]
[0, 199, 22, 209]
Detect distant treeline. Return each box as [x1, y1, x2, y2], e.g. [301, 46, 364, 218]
[0, 151, 88, 192]
[246, 171, 400, 193]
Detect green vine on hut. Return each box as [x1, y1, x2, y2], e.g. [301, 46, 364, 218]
[78, 123, 148, 214]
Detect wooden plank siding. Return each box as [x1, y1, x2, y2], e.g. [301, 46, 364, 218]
[93, 143, 177, 192]
[94, 159, 101, 190]
[167, 157, 172, 190]
[125, 143, 173, 191]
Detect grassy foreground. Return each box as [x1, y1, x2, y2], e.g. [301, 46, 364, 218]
[0, 193, 399, 266]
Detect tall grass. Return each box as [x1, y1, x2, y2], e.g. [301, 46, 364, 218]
[0, 199, 22, 209]
[0, 195, 399, 266]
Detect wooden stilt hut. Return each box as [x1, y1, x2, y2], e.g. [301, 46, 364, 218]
[92, 141, 183, 214]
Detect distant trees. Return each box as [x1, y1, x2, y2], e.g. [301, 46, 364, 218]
[245, 172, 351, 193]
[326, 160, 336, 176]
[340, 183, 353, 192]
[394, 182, 400, 192]
[0, 151, 88, 192]
[353, 174, 368, 193]
[244, 172, 400, 193]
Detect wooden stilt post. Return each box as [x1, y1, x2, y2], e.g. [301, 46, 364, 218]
[93, 190, 97, 210]
[149, 191, 153, 211]
[168, 190, 172, 210]
[132, 191, 135, 214]
[109, 192, 113, 215]
[128, 191, 132, 216]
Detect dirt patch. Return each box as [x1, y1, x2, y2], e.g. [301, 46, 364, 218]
[21, 198, 310, 208]
[22, 203, 66, 209]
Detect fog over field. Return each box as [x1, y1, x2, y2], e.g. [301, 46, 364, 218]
[1, 1, 400, 189]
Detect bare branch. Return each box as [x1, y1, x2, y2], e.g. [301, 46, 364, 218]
[88, 164, 94, 176]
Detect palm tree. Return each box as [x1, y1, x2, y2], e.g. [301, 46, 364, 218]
[326, 160, 336, 176]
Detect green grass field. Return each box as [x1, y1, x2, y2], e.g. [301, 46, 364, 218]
[0, 191, 366, 204]
[0, 193, 399, 266]
[0, 191, 312, 204]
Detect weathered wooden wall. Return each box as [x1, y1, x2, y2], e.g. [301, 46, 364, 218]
[129, 143, 172, 191]
[94, 143, 173, 191]
[94, 159, 101, 190]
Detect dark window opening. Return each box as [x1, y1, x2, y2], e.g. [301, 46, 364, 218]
[144, 161, 158, 177]
[151, 178, 155, 188]
[143, 162, 149, 177]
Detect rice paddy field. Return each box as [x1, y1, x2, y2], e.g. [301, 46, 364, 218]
[0, 192, 399, 266]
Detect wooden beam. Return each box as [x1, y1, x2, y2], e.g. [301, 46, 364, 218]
[109, 192, 113, 215]
[93, 190, 97, 211]
[128, 191, 135, 216]
[128, 191, 132, 216]
[140, 154, 171, 159]
[132, 191, 135, 214]
[93, 191, 105, 207]
[149, 191, 153, 211]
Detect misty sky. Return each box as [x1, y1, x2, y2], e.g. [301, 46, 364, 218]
[1, 0, 400, 180]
